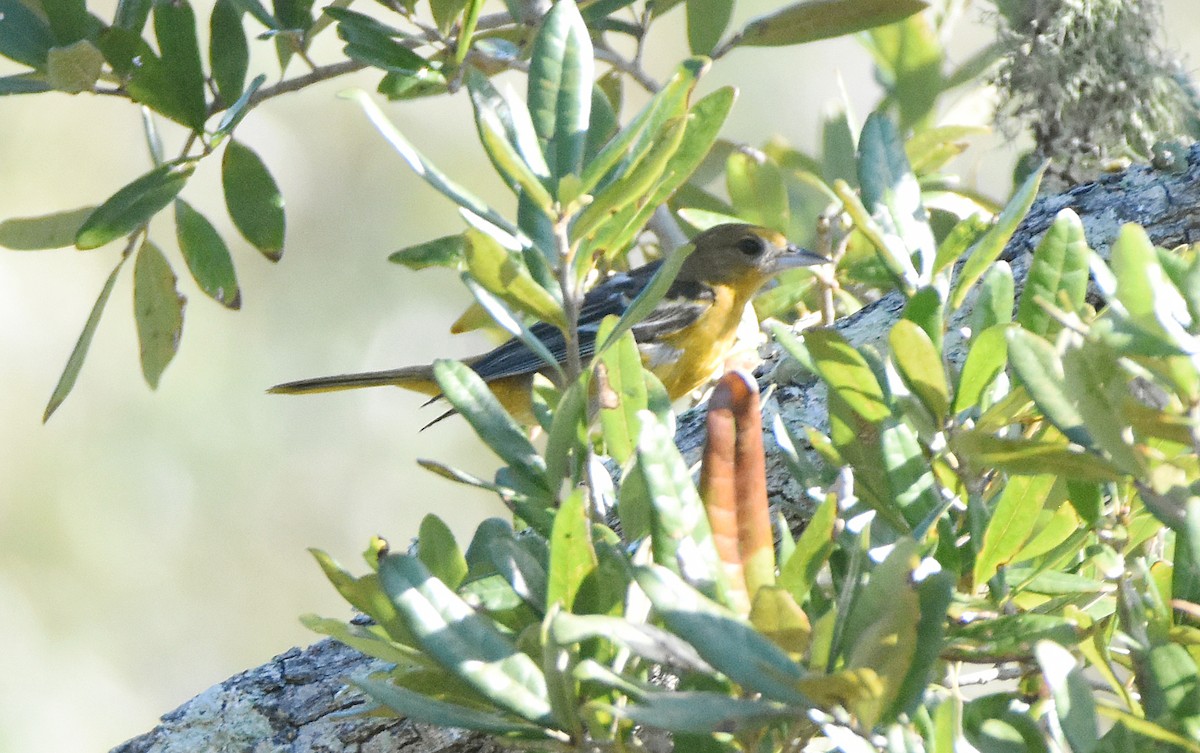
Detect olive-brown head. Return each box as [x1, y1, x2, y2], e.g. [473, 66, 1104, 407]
[677, 223, 828, 291]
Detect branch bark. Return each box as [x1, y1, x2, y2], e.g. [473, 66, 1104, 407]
[111, 145, 1200, 753]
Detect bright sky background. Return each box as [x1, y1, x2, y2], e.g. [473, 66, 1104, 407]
[0, 1, 1197, 750]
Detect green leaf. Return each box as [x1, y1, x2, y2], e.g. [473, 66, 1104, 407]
[889, 319, 948, 424]
[417, 514, 468, 590]
[471, 90, 555, 213]
[577, 57, 705, 196]
[43, 255, 127, 421]
[210, 0, 249, 105]
[546, 490, 597, 611]
[842, 540, 945, 726]
[900, 285, 944, 351]
[858, 111, 936, 281]
[463, 229, 565, 330]
[867, 12, 942, 130]
[428, 0, 467, 34]
[527, 0, 592, 184]
[615, 691, 793, 734]
[572, 116, 688, 243]
[550, 613, 711, 671]
[950, 161, 1045, 310]
[344, 89, 519, 238]
[133, 240, 186, 388]
[586, 86, 736, 259]
[1006, 328, 1091, 448]
[174, 199, 240, 309]
[686, 0, 732, 54]
[970, 260, 1014, 332]
[726, 150, 788, 233]
[596, 316, 648, 465]
[41, 0, 98, 44]
[388, 234, 466, 270]
[379, 554, 555, 725]
[1139, 643, 1200, 722]
[222, 140, 285, 260]
[1062, 342, 1143, 475]
[932, 212, 989, 275]
[880, 417, 940, 529]
[1110, 223, 1195, 350]
[46, 40, 104, 93]
[211, 73, 264, 144]
[953, 324, 1009, 413]
[114, 0, 152, 30]
[952, 431, 1121, 483]
[432, 359, 550, 494]
[1016, 208, 1089, 336]
[0, 206, 96, 249]
[636, 565, 810, 704]
[325, 7, 427, 71]
[76, 160, 195, 249]
[779, 493, 836, 605]
[734, 0, 928, 48]
[355, 678, 553, 738]
[631, 412, 723, 594]
[0, 0, 56, 68]
[973, 473, 1055, 587]
[151, 0, 207, 130]
[0, 73, 52, 94]
[804, 328, 890, 423]
[466, 68, 550, 184]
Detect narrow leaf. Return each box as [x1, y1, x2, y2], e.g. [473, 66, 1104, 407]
[433, 359, 550, 493]
[1006, 328, 1091, 447]
[76, 160, 195, 249]
[222, 140, 285, 260]
[44, 256, 127, 421]
[133, 240, 186, 387]
[175, 199, 240, 309]
[546, 490, 597, 610]
[527, 0, 592, 183]
[418, 514, 468, 590]
[889, 319, 948, 424]
[596, 315, 647, 464]
[0, 206, 96, 250]
[726, 150, 788, 233]
[951, 161, 1045, 310]
[1016, 208, 1089, 336]
[210, 0, 249, 105]
[153, 0, 207, 131]
[0, 0, 55, 67]
[735, 0, 928, 48]
[377, 554, 555, 725]
[686, 0, 732, 55]
[973, 474, 1056, 587]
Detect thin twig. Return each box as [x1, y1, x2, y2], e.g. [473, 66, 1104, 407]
[593, 47, 659, 94]
[246, 60, 369, 110]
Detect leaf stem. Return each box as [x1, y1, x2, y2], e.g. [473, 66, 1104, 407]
[555, 216, 583, 382]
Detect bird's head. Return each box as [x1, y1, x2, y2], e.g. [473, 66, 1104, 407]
[677, 223, 828, 290]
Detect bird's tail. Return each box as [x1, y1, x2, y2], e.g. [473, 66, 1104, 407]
[268, 364, 441, 396]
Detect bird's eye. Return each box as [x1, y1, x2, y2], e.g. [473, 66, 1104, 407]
[737, 236, 766, 256]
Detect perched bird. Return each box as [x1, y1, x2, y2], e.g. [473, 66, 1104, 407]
[270, 223, 827, 420]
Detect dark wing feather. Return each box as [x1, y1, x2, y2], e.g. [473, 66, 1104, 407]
[468, 261, 713, 382]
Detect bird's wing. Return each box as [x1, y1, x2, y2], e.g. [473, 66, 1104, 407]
[469, 263, 714, 382]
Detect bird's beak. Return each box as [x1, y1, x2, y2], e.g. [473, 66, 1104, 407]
[768, 243, 830, 273]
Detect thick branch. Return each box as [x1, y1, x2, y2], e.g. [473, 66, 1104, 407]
[110, 144, 1200, 753]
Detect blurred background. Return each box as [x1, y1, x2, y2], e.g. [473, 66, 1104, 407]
[0, 1, 1196, 750]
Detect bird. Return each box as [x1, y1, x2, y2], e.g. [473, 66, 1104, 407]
[269, 223, 828, 422]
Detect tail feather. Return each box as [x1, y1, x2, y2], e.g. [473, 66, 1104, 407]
[268, 364, 440, 396]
